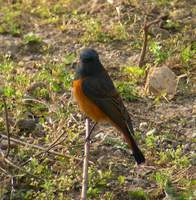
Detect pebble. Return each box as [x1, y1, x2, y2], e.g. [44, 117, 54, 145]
[139, 122, 148, 131]
[0, 139, 17, 150]
[183, 143, 190, 152]
[146, 128, 157, 136]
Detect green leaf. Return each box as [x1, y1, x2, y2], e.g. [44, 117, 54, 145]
[118, 175, 125, 185]
[64, 53, 76, 65]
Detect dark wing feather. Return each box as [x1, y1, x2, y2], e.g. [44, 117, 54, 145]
[82, 71, 134, 134]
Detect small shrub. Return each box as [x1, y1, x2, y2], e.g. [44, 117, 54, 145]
[149, 41, 169, 64]
[115, 81, 139, 101]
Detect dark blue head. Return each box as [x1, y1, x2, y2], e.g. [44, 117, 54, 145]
[80, 48, 99, 62]
[76, 48, 103, 78]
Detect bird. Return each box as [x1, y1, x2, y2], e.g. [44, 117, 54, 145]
[72, 48, 145, 164]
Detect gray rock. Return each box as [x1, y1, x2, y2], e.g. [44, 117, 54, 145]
[145, 66, 178, 99]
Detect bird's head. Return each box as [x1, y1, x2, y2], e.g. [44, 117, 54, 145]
[76, 48, 103, 77]
[80, 48, 99, 63]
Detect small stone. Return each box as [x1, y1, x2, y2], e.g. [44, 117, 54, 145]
[0, 139, 17, 150]
[139, 122, 148, 131]
[16, 119, 37, 132]
[184, 129, 196, 139]
[183, 143, 190, 152]
[146, 128, 157, 136]
[113, 149, 122, 156]
[33, 124, 45, 137]
[95, 132, 105, 140]
[173, 142, 178, 150]
[145, 66, 178, 99]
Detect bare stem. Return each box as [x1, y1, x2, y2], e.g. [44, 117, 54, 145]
[81, 119, 90, 200]
[138, 15, 164, 67]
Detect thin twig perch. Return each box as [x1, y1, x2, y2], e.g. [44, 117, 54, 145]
[138, 15, 165, 67]
[81, 119, 90, 200]
[85, 122, 97, 142]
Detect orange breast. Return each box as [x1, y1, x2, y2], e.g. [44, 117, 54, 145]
[72, 79, 108, 122]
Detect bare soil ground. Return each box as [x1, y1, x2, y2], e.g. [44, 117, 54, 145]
[0, 0, 195, 199]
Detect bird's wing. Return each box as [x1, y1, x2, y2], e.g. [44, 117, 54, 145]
[82, 72, 134, 134]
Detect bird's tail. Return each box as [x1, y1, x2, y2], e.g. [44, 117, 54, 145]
[110, 120, 145, 164]
[131, 141, 145, 164]
[123, 129, 145, 164]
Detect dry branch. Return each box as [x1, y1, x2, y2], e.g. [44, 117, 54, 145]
[138, 15, 165, 67]
[0, 148, 43, 180]
[21, 131, 66, 166]
[0, 133, 83, 162]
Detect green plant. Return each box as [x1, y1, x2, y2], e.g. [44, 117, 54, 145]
[145, 135, 158, 149]
[122, 66, 145, 83]
[165, 181, 195, 200]
[3, 85, 15, 97]
[176, 179, 196, 200]
[0, 6, 21, 35]
[32, 88, 50, 100]
[111, 23, 129, 40]
[103, 192, 114, 200]
[181, 46, 195, 64]
[88, 167, 113, 198]
[0, 58, 14, 73]
[31, 5, 51, 19]
[164, 181, 178, 199]
[149, 41, 169, 64]
[118, 175, 126, 185]
[115, 81, 139, 101]
[104, 136, 128, 151]
[82, 18, 112, 43]
[158, 146, 190, 168]
[128, 189, 149, 200]
[164, 19, 180, 30]
[23, 32, 43, 44]
[171, 147, 190, 168]
[154, 171, 169, 191]
[64, 53, 76, 65]
[155, 0, 170, 5]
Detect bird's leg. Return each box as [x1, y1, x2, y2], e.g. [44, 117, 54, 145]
[85, 122, 97, 142]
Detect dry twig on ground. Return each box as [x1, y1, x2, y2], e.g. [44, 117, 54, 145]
[20, 131, 66, 166]
[0, 133, 83, 162]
